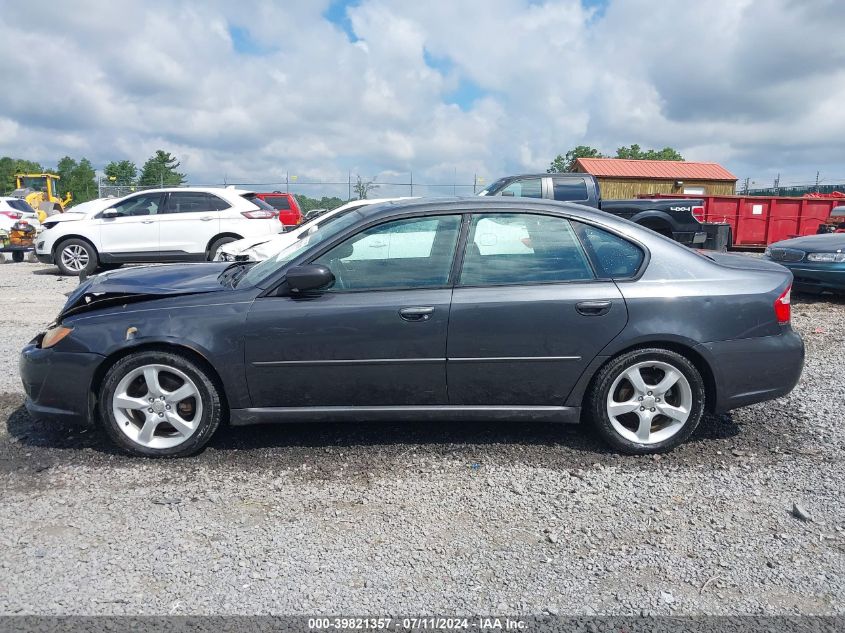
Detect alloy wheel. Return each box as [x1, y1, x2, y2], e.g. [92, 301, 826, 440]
[60, 244, 90, 273]
[111, 364, 203, 449]
[605, 360, 693, 445]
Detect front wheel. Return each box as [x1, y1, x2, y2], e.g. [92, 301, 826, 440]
[207, 236, 238, 261]
[55, 238, 98, 276]
[587, 348, 705, 454]
[99, 350, 223, 457]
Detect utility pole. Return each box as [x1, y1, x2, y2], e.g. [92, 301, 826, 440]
[348, 171, 352, 201]
[742, 177, 749, 195]
[773, 173, 780, 196]
[473, 173, 477, 195]
[286, 171, 289, 193]
[453, 167, 457, 196]
[815, 171, 820, 193]
[409, 171, 413, 197]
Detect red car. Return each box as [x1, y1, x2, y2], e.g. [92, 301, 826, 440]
[254, 192, 302, 227]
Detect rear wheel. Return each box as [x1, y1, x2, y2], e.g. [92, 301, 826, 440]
[55, 238, 98, 276]
[588, 348, 705, 454]
[99, 350, 223, 457]
[207, 236, 238, 261]
[11, 251, 24, 263]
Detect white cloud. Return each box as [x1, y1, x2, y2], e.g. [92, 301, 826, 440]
[0, 0, 844, 196]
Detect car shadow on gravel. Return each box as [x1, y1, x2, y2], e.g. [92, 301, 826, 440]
[4, 391, 755, 478]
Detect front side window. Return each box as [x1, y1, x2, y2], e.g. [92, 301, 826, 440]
[460, 213, 594, 286]
[313, 215, 462, 291]
[164, 192, 229, 214]
[498, 178, 542, 199]
[574, 222, 645, 279]
[552, 178, 588, 202]
[107, 193, 163, 217]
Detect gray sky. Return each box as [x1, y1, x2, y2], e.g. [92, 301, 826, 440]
[1, 0, 843, 195]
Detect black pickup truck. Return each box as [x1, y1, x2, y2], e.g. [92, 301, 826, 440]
[478, 173, 708, 246]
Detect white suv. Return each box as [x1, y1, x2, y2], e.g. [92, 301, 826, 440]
[36, 187, 279, 275]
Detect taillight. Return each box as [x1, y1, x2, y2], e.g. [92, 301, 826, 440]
[692, 205, 705, 222]
[774, 285, 791, 324]
[0, 211, 22, 219]
[241, 210, 276, 219]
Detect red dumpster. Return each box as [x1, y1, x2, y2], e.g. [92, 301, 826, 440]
[639, 193, 843, 248]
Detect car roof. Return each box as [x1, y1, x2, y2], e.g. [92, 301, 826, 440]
[124, 187, 254, 195]
[355, 196, 617, 224]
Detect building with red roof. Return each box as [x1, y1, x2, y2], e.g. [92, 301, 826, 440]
[574, 158, 737, 198]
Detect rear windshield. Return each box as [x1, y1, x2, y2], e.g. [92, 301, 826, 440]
[262, 195, 292, 211]
[7, 199, 36, 214]
[242, 194, 276, 212]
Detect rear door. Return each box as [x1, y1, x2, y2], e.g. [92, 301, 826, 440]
[98, 192, 164, 257]
[447, 211, 628, 405]
[157, 192, 228, 258]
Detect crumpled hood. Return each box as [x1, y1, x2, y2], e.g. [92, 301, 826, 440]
[60, 263, 231, 318]
[44, 211, 87, 224]
[770, 233, 845, 252]
[222, 231, 296, 260]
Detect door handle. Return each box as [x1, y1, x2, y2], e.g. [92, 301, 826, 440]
[399, 306, 434, 322]
[576, 300, 612, 316]
[200, 216, 214, 221]
[141, 220, 154, 224]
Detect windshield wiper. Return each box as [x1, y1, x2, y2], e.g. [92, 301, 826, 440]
[231, 262, 256, 287]
[218, 261, 251, 287]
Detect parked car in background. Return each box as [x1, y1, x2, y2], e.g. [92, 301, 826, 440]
[479, 173, 708, 246]
[764, 233, 845, 294]
[21, 197, 803, 458]
[0, 196, 42, 232]
[216, 198, 416, 262]
[35, 188, 279, 276]
[254, 192, 303, 228]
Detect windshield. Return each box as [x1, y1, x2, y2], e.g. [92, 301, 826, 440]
[237, 209, 364, 287]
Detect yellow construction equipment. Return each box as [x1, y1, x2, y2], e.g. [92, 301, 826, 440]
[13, 173, 72, 221]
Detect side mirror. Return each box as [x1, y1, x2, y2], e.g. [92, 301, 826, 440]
[101, 209, 119, 218]
[286, 264, 334, 294]
[500, 190, 515, 197]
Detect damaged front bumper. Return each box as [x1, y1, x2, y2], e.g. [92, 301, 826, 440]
[19, 341, 103, 425]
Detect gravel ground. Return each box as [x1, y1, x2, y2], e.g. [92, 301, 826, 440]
[0, 259, 843, 616]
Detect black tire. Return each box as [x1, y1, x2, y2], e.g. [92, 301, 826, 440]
[587, 348, 705, 454]
[54, 238, 98, 276]
[207, 236, 238, 261]
[11, 251, 24, 263]
[98, 350, 223, 457]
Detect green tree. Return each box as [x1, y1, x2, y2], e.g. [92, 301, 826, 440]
[294, 194, 345, 213]
[615, 144, 684, 161]
[55, 156, 98, 203]
[139, 150, 186, 186]
[547, 145, 605, 173]
[104, 160, 138, 185]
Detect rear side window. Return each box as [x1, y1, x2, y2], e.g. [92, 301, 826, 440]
[552, 178, 588, 202]
[8, 199, 36, 214]
[574, 222, 645, 279]
[460, 213, 594, 286]
[263, 195, 291, 210]
[164, 192, 229, 213]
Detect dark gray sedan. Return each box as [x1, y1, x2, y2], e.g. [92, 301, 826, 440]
[20, 198, 804, 457]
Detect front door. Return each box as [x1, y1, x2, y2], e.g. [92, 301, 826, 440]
[244, 214, 463, 407]
[447, 212, 628, 405]
[98, 192, 164, 257]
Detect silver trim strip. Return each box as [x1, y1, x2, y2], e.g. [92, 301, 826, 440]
[254, 355, 581, 367]
[253, 358, 445, 367]
[449, 356, 581, 363]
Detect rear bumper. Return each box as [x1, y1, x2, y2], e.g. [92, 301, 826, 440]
[19, 342, 103, 425]
[699, 330, 804, 414]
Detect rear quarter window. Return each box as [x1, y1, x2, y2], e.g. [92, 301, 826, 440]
[552, 178, 588, 202]
[575, 222, 645, 279]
